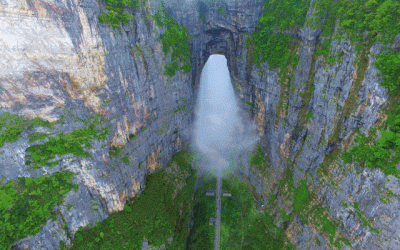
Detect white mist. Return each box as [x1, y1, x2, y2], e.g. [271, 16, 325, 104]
[192, 54, 258, 179]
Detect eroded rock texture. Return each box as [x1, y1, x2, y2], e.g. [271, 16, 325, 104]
[1, 0, 400, 249]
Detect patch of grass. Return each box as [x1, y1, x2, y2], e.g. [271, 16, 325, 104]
[250, 144, 270, 174]
[158, 126, 166, 135]
[68, 151, 197, 250]
[273, 38, 300, 128]
[130, 45, 149, 76]
[25, 115, 109, 170]
[315, 0, 400, 45]
[154, 1, 192, 77]
[129, 133, 136, 141]
[244, 101, 259, 110]
[246, 0, 310, 69]
[375, 47, 400, 95]
[0, 127, 25, 147]
[293, 179, 312, 220]
[352, 202, 380, 234]
[304, 110, 315, 124]
[138, 161, 144, 169]
[0, 171, 79, 250]
[27, 117, 55, 131]
[121, 156, 130, 164]
[173, 105, 187, 114]
[28, 132, 51, 143]
[109, 145, 125, 159]
[217, 6, 226, 16]
[341, 47, 400, 179]
[309, 0, 399, 65]
[186, 176, 216, 249]
[67, 204, 74, 212]
[0, 112, 56, 148]
[315, 39, 333, 60]
[221, 173, 277, 249]
[277, 166, 347, 248]
[98, 0, 140, 30]
[242, 212, 286, 250]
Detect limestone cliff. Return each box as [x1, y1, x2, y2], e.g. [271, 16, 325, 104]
[1, 0, 400, 249]
[1, 0, 192, 249]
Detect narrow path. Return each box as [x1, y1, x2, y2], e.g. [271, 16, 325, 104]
[214, 174, 222, 250]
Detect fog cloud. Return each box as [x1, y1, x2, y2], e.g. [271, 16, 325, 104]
[192, 54, 258, 178]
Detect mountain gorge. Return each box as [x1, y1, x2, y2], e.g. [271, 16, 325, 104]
[1, 0, 400, 249]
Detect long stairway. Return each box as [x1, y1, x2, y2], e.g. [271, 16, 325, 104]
[214, 173, 222, 250]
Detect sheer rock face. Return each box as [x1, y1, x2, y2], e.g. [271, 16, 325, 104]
[2, 0, 192, 249]
[2, 0, 400, 249]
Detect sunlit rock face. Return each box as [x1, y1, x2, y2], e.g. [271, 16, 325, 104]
[1, 0, 194, 249]
[2, 0, 400, 249]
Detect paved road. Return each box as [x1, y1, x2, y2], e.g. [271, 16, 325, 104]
[214, 174, 222, 250]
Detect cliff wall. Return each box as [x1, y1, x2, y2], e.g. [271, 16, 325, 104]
[1, 0, 399, 249]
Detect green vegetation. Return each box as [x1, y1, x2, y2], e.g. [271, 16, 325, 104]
[68, 151, 197, 249]
[250, 144, 269, 174]
[341, 112, 400, 178]
[98, 0, 140, 30]
[186, 176, 216, 249]
[121, 156, 130, 164]
[27, 117, 56, 131]
[109, 145, 125, 159]
[273, 39, 300, 127]
[198, 2, 207, 23]
[323, 45, 369, 172]
[244, 101, 259, 110]
[158, 126, 166, 134]
[304, 110, 315, 123]
[0, 112, 55, 148]
[351, 202, 380, 234]
[292, 179, 311, 217]
[138, 160, 144, 169]
[217, 6, 226, 16]
[375, 48, 400, 95]
[246, 0, 310, 69]
[378, 186, 399, 204]
[309, 0, 400, 64]
[0, 171, 79, 250]
[291, 54, 317, 144]
[340, 44, 400, 179]
[276, 167, 349, 248]
[129, 45, 149, 76]
[25, 114, 109, 170]
[28, 132, 51, 143]
[154, 2, 192, 77]
[221, 173, 286, 249]
[174, 105, 187, 114]
[315, 39, 333, 60]
[67, 204, 74, 212]
[128, 133, 136, 141]
[243, 212, 286, 250]
[311, 0, 400, 45]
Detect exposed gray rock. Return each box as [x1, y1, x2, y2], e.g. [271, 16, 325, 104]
[1, 0, 399, 249]
[11, 215, 71, 250]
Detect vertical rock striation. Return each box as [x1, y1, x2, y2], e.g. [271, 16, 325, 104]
[1, 0, 399, 249]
